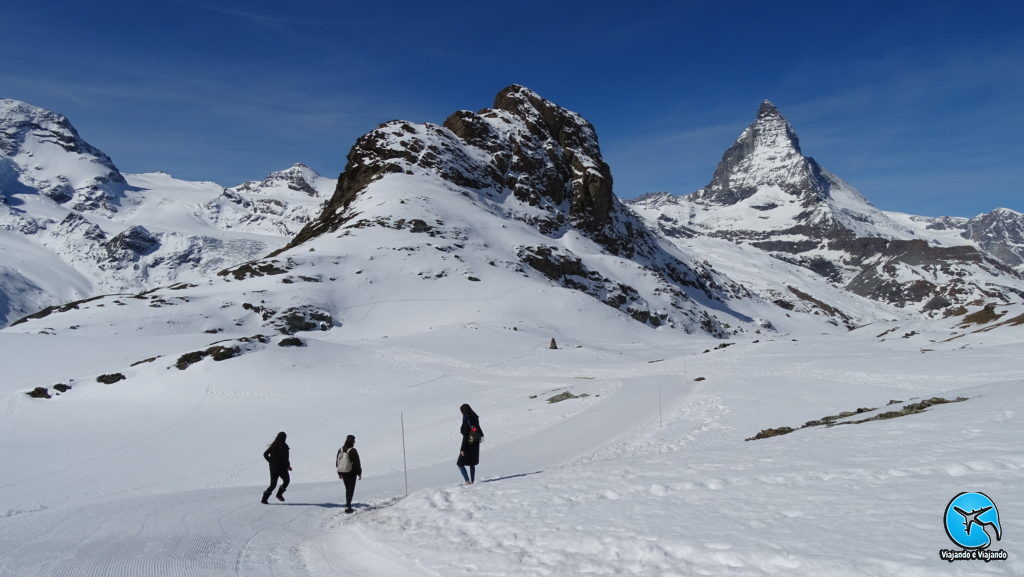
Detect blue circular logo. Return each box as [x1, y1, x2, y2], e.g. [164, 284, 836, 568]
[944, 492, 1002, 550]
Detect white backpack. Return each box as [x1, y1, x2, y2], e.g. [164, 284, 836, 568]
[336, 447, 353, 474]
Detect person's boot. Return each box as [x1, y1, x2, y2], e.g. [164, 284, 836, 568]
[276, 491, 285, 502]
[261, 491, 270, 504]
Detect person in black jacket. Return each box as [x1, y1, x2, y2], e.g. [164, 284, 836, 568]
[261, 431, 291, 504]
[336, 434, 362, 513]
[457, 404, 483, 484]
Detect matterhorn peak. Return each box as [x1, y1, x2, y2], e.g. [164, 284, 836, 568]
[756, 99, 782, 119]
[692, 100, 815, 206]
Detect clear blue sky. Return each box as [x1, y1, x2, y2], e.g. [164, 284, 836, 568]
[2, 1, 1020, 217]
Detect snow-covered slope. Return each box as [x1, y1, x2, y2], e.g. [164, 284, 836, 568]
[1, 98, 127, 212]
[1, 304, 1021, 576]
[628, 102, 1024, 314]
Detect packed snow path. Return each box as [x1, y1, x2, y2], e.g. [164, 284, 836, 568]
[0, 377, 690, 576]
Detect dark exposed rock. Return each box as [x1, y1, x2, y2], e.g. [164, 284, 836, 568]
[271, 306, 334, 334]
[56, 212, 107, 242]
[176, 346, 240, 370]
[517, 245, 677, 329]
[10, 294, 110, 326]
[104, 225, 160, 261]
[957, 304, 1004, 327]
[26, 387, 51, 398]
[96, 373, 125, 384]
[962, 208, 1024, 267]
[218, 259, 291, 280]
[745, 426, 795, 441]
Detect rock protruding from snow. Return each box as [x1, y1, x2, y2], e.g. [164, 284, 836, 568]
[104, 225, 160, 262]
[0, 98, 126, 212]
[963, 208, 1024, 267]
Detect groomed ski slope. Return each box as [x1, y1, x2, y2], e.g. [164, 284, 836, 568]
[1, 322, 1022, 576]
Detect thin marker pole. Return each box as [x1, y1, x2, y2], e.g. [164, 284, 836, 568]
[659, 386, 663, 428]
[401, 412, 409, 497]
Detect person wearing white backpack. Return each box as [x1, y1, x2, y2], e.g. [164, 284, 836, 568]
[336, 434, 362, 513]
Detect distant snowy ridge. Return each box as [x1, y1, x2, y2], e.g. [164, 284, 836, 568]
[0, 97, 330, 326]
[3, 91, 1022, 332]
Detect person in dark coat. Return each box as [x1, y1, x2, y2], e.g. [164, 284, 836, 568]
[262, 431, 291, 504]
[457, 404, 483, 484]
[336, 434, 362, 513]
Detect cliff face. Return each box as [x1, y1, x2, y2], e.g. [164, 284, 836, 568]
[290, 85, 620, 251]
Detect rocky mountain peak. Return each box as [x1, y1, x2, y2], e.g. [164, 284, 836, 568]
[290, 85, 618, 250]
[231, 162, 325, 197]
[692, 99, 815, 207]
[756, 99, 783, 119]
[963, 207, 1024, 266]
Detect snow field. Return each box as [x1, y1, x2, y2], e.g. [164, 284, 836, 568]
[322, 337, 1024, 577]
[2, 296, 1022, 576]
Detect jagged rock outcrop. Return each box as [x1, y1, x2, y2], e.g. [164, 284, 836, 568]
[962, 208, 1024, 267]
[104, 225, 160, 261]
[289, 85, 655, 254]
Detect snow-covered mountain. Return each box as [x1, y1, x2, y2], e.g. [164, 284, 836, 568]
[7, 86, 830, 347]
[628, 101, 1024, 313]
[0, 97, 331, 326]
[207, 163, 334, 236]
[888, 207, 1024, 269]
[1, 98, 127, 212]
[5, 93, 1021, 332]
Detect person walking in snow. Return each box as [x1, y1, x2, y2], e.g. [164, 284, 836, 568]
[336, 434, 362, 513]
[262, 431, 292, 504]
[457, 403, 483, 484]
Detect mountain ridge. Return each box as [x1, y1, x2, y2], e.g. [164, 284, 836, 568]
[2, 89, 1022, 333]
